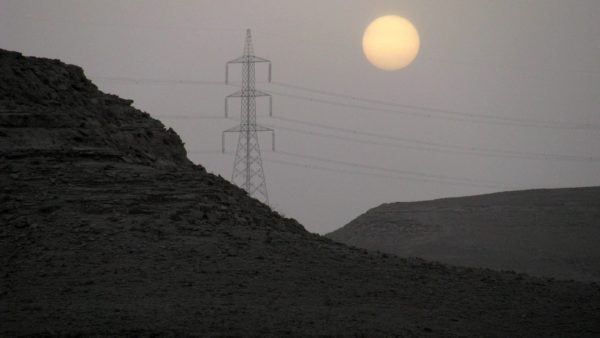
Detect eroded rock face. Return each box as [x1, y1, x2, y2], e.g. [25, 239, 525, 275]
[328, 188, 600, 282]
[0, 49, 190, 167]
[1, 50, 600, 337]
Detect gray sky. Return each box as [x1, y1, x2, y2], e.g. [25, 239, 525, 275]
[2, 0, 599, 234]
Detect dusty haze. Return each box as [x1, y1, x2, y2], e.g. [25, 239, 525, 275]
[2, 0, 599, 233]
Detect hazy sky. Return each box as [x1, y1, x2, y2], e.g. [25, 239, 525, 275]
[2, 0, 599, 233]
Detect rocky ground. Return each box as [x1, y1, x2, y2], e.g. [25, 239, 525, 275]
[2, 49, 600, 337]
[327, 188, 600, 282]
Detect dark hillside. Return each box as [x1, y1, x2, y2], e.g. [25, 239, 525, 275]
[328, 188, 600, 281]
[1, 50, 600, 337]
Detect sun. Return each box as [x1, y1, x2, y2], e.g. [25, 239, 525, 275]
[362, 15, 421, 71]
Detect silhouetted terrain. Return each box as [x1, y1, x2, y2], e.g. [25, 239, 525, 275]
[2, 49, 600, 337]
[328, 188, 600, 282]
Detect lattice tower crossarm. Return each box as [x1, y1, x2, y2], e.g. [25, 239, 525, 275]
[222, 29, 275, 204]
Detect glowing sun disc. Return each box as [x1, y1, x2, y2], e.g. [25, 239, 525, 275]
[362, 15, 420, 71]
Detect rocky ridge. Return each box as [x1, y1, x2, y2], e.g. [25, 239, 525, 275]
[1, 49, 600, 337]
[327, 187, 600, 281]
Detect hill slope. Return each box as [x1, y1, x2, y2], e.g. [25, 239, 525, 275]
[327, 188, 600, 282]
[2, 49, 600, 337]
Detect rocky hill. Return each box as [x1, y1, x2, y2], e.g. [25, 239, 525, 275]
[1, 49, 600, 337]
[328, 188, 600, 282]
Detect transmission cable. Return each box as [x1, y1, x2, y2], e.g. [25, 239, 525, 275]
[267, 116, 599, 163]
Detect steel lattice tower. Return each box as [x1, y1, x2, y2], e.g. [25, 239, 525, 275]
[222, 29, 274, 204]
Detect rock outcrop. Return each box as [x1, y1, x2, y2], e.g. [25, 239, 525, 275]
[327, 187, 600, 281]
[0, 50, 190, 167]
[2, 49, 600, 337]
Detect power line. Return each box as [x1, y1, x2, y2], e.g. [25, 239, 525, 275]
[92, 75, 600, 131]
[264, 88, 600, 131]
[267, 116, 599, 163]
[154, 115, 224, 120]
[270, 123, 598, 163]
[268, 81, 599, 129]
[274, 150, 517, 190]
[92, 76, 228, 86]
[262, 157, 490, 190]
[187, 150, 224, 155]
[186, 150, 513, 190]
[154, 113, 599, 163]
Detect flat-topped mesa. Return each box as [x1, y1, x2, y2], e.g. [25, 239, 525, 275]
[0, 49, 191, 168]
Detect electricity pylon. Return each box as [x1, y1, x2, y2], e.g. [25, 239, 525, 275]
[222, 29, 274, 205]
